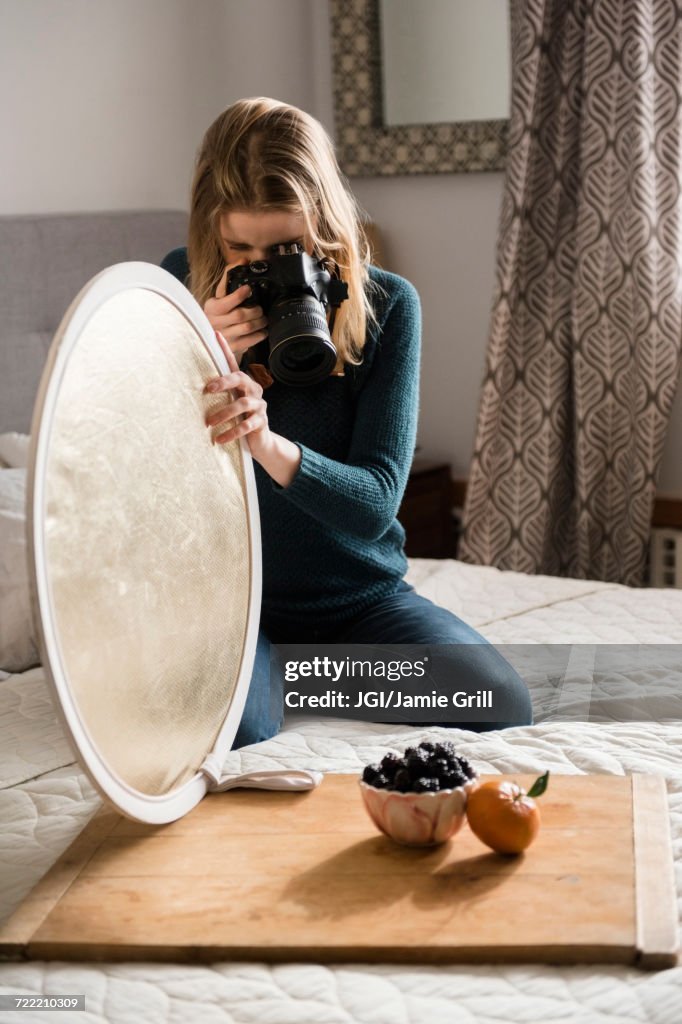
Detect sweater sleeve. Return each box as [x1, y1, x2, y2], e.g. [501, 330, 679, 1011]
[160, 247, 190, 285]
[272, 276, 421, 540]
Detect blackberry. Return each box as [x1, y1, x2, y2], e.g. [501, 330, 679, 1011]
[380, 753, 403, 780]
[403, 746, 420, 761]
[434, 741, 458, 761]
[393, 768, 411, 792]
[456, 755, 476, 780]
[418, 741, 436, 754]
[441, 770, 467, 790]
[362, 764, 383, 785]
[372, 773, 389, 789]
[406, 750, 431, 778]
[413, 777, 440, 793]
[428, 757, 450, 780]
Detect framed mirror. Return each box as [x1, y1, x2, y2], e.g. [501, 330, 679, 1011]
[330, 0, 510, 175]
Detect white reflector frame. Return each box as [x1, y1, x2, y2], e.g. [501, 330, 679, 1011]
[27, 263, 262, 824]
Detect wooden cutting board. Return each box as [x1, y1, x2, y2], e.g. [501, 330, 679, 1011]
[0, 773, 678, 969]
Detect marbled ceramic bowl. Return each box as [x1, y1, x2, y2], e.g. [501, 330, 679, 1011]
[359, 774, 479, 847]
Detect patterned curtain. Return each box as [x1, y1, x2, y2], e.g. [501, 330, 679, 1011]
[459, 0, 682, 585]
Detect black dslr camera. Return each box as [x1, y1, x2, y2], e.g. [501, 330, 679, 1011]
[226, 242, 348, 386]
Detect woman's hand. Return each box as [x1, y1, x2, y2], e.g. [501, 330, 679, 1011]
[204, 330, 303, 488]
[203, 261, 268, 364]
[205, 331, 272, 461]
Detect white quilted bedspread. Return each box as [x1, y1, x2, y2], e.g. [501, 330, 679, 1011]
[1, 559, 681, 1023]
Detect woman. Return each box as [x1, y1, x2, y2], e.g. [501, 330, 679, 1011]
[162, 97, 533, 747]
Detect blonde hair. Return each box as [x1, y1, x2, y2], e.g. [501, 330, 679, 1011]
[187, 97, 378, 366]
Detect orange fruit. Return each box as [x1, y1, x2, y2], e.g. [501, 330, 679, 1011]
[466, 771, 549, 855]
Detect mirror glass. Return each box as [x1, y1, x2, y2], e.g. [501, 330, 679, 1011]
[380, 0, 510, 126]
[33, 283, 254, 805]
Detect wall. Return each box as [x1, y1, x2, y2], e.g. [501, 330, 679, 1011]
[2, 0, 681, 494]
[350, 173, 503, 480]
[2, 0, 212, 212]
[0, 0, 318, 214]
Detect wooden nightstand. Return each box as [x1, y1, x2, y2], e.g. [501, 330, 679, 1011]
[398, 459, 456, 558]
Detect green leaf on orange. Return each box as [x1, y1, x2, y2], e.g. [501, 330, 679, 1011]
[527, 770, 550, 799]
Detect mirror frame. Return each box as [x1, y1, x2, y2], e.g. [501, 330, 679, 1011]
[330, 0, 508, 175]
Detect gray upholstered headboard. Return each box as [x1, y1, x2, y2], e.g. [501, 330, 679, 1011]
[0, 210, 188, 433]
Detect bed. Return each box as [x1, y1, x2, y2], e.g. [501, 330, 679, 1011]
[1, 213, 681, 1023]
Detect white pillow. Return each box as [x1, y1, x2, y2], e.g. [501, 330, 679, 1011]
[0, 432, 30, 469]
[0, 468, 40, 672]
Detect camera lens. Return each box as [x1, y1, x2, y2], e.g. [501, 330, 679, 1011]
[280, 339, 325, 373]
[268, 297, 338, 386]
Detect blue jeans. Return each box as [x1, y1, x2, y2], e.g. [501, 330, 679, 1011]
[232, 581, 533, 748]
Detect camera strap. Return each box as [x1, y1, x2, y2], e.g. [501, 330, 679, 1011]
[248, 363, 274, 389]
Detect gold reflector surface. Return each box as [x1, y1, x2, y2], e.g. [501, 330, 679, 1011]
[42, 288, 251, 797]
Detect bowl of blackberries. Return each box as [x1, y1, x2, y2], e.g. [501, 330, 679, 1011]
[360, 741, 479, 847]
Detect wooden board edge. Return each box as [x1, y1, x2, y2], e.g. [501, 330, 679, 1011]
[632, 774, 680, 970]
[0, 805, 121, 958]
[23, 940, 637, 968]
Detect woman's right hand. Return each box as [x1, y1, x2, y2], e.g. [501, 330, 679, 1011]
[203, 261, 269, 364]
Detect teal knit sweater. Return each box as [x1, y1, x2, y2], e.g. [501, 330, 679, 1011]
[161, 248, 421, 627]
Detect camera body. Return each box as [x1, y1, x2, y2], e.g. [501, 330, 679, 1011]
[226, 242, 348, 386]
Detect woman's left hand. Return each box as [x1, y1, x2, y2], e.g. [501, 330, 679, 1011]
[204, 330, 272, 462]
